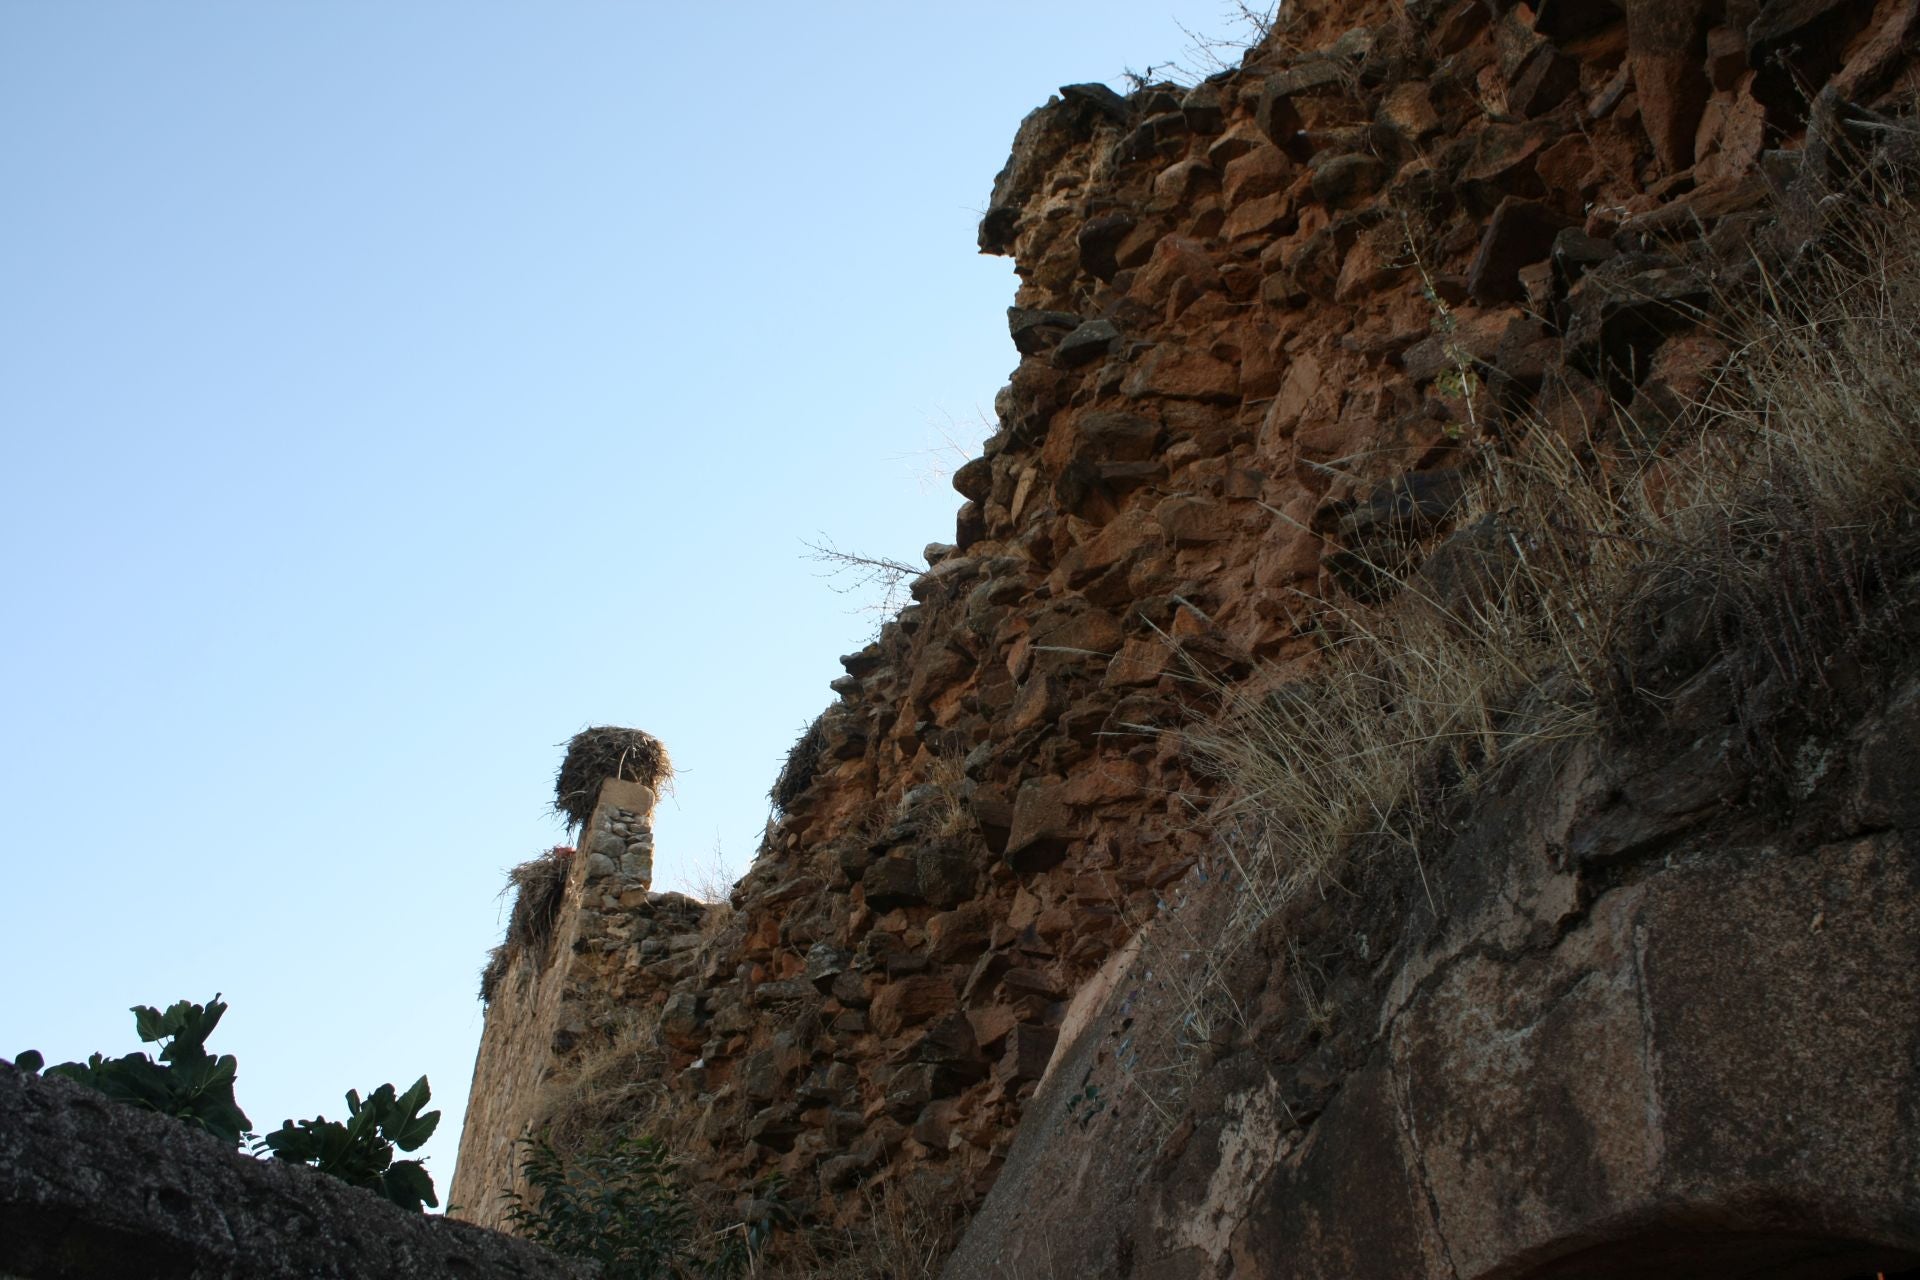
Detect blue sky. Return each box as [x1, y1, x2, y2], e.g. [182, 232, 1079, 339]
[0, 2, 1252, 1201]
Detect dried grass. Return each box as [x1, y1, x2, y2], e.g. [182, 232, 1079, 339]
[762, 1180, 965, 1280]
[771, 715, 827, 815]
[1183, 167, 1920, 1045]
[528, 1022, 688, 1164]
[479, 846, 575, 1003]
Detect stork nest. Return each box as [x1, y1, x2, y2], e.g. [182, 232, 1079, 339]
[553, 726, 671, 830]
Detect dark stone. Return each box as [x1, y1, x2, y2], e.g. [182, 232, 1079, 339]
[1535, 0, 1623, 40]
[951, 454, 993, 503]
[928, 903, 994, 964]
[659, 991, 704, 1048]
[1077, 213, 1136, 283]
[1008, 308, 1082, 354]
[1746, 0, 1857, 45]
[829, 969, 870, 1009]
[882, 1063, 937, 1121]
[804, 942, 852, 990]
[916, 1012, 985, 1075]
[1552, 226, 1617, 284]
[1336, 468, 1470, 541]
[1180, 83, 1226, 134]
[1254, 78, 1307, 154]
[861, 855, 923, 910]
[1309, 154, 1389, 208]
[0, 1065, 592, 1280]
[1074, 409, 1161, 462]
[914, 841, 979, 908]
[1468, 197, 1576, 304]
[1053, 319, 1121, 368]
[1059, 82, 1130, 126]
[996, 1025, 1059, 1084]
[1509, 44, 1581, 116]
[956, 499, 987, 550]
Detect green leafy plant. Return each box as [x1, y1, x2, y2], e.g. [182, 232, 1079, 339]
[14, 995, 252, 1146]
[504, 1132, 780, 1278]
[257, 1076, 441, 1212]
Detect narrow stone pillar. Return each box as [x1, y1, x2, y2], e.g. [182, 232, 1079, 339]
[579, 778, 656, 890]
[448, 777, 661, 1226]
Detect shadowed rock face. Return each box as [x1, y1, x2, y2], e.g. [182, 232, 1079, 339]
[0, 1064, 592, 1280]
[944, 662, 1920, 1278]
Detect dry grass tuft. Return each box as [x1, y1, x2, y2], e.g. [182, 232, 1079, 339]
[762, 1179, 965, 1280]
[1185, 173, 1920, 1033]
[771, 714, 827, 815]
[480, 846, 576, 1002]
[525, 1018, 697, 1165]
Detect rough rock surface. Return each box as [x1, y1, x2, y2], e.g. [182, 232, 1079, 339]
[947, 665, 1920, 1277]
[449, 0, 1920, 1271]
[0, 1062, 591, 1280]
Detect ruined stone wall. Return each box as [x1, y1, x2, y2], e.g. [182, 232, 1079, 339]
[451, 0, 1920, 1268]
[450, 778, 710, 1227]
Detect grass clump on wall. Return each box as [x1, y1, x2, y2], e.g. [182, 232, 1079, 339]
[479, 846, 575, 1003]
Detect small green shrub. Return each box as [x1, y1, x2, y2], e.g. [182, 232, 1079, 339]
[257, 1076, 441, 1213]
[16, 996, 439, 1213]
[15, 995, 252, 1146]
[504, 1133, 781, 1279]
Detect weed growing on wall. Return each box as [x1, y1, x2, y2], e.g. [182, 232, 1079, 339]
[505, 1133, 784, 1279]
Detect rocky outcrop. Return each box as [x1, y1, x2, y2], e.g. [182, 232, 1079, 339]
[449, 0, 1920, 1271]
[0, 1061, 590, 1280]
[947, 662, 1920, 1277]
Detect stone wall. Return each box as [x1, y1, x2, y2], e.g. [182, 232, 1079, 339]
[0, 1061, 590, 1279]
[449, 777, 711, 1227]
[449, 0, 1920, 1268]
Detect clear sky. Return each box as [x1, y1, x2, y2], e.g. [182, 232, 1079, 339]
[0, 2, 1253, 1202]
